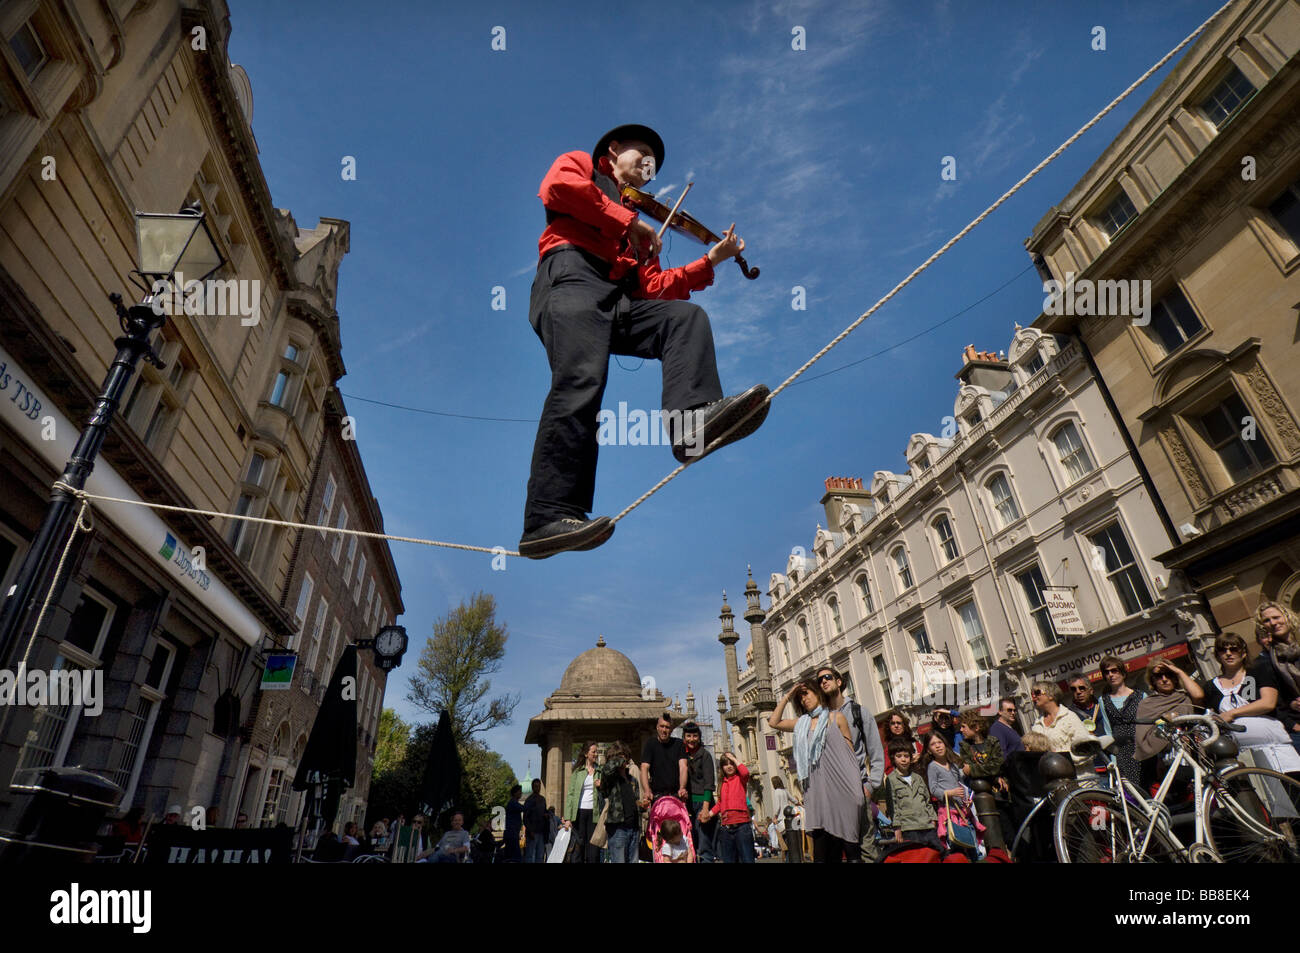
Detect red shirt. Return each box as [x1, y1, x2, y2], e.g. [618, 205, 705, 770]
[536, 150, 716, 300]
[711, 762, 751, 824]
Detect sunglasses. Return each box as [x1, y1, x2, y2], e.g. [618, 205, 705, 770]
[817, 674, 836, 682]
[1152, 671, 1174, 680]
[1101, 667, 1121, 675]
[1031, 689, 1046, 698]
[1216, 647, 1244, 656]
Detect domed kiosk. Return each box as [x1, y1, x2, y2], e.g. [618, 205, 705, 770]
[526, 636, 675, 808]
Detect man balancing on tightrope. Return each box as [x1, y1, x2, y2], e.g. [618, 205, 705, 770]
[519, 123, 770, 559]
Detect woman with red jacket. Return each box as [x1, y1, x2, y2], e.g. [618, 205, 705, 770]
[710, 751, 755, 863]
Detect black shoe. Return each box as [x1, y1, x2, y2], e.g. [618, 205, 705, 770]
[671, 384, 771, 465]
[518, 517, 615, 559]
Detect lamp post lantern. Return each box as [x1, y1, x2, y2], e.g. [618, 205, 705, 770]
[0, 205, 224, 666]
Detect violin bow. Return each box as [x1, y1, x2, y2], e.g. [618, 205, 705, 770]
[655, 182, 693, 240]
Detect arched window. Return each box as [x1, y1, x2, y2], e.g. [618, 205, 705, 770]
[933, 515, 959, 563]
[797, 618, 810, 656]
[827, 596, 843, 635]
[986, 473, 1021, 527]
[855, 575, 875, 614]
[778, 633, 790, 668]
[1052, 421, 1095, 482]
[892, 547, 913, 591]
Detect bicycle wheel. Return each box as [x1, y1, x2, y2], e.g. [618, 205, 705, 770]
[1053, 789, 1182, 863]
[1202, 767, 1300, 862]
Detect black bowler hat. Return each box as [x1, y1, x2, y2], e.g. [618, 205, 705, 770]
[592, 124, 665, 175]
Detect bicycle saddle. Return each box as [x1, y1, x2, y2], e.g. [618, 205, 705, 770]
[1071, 734, 1115, 755]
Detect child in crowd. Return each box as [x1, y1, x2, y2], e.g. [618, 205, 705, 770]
[959, 711, 1007, 793]
[657, 818, 693, 863]
[1021, 732, 1051, 752]
[877, 739, 942, 851]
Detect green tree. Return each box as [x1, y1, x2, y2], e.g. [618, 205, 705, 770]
[373, 708, 410, 779]
[460, 741, 517, 819]
[407, 591, 518, 746]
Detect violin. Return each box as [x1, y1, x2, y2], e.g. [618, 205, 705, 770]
[620, 184, 759, 280]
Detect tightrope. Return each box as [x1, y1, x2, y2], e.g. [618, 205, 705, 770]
[45, 1, 1236, 558]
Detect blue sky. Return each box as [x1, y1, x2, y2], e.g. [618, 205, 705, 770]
[228, 0, 1216, 781]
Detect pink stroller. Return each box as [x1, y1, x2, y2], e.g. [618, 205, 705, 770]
[648, 795, 695, 863]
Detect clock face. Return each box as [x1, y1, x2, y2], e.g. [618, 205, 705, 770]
[376, 627, 404, 657]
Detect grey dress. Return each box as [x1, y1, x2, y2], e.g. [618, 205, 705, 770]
[803, 720, 865, 843]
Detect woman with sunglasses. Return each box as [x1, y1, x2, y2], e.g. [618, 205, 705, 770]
[1186, 633, 1300, 774]
[1025, 681, 1095, 778]
[1134, 662, 1199, 784]
[1255, 600, 1300, 751]
[882, 710, 923, 775]
[769, 678, 863, 862]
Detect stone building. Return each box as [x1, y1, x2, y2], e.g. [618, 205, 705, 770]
[729, 327, 1218, 798]
[525, 636, 673, 810]
[1027, 0, 1300, 644]
[0, 0, 399, 829]
[238, 385, 403, 830]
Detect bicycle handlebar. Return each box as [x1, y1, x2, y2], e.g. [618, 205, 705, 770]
[1132, 711, 1246, 745]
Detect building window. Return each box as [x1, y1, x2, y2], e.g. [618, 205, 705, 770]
[1087, 523, 1154, 616]
[933, 515, 959, 563]
[108, 640, 175, 803]
[268, 343, 303, 410]
[855, 574, 874, 615]
[957, 602, 993, 670]
[354, 554, 367, 604]
[1025, 353, 1045, 376]
[229, 493, 258, 562]
[1095, 189, 1138, 239]
[332, 505, 349, 561]
[1149, 288, 1204, 355]
[1199, 65, 1255, 128]
[1197, 392, 1276, 484]
[1052, 422, 1095, 483]
[827, 596, 843, 635]
[293, 574, 314, 631]
[246, 452, 267, 488]
[17, 588, 114, 771]
[778, 633, 790, 669]
[1267, 177, 1300, 246]
[1016, 565, 1059, 647]
[892, 547, 913, 591]
[910, 626, 933, 655]
[9, 20, 47, 79]
[304, 599, 329, 686]
[344, 535, 358, 582]
[319, 475, 337, 524]
[797, 618, 810, 656]
[986, 473, 1021, 527]
[120, 328, 189, 453]
[324, 619, 341, 679]
[874, 655, 894, 708]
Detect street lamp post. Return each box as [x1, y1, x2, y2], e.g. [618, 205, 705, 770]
[0, 204, 223, 667]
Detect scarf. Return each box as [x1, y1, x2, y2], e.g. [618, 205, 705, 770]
[1133, 690, 1194, 760]
[793, 708, 830, 784]
[1268, 642, 1300, 699]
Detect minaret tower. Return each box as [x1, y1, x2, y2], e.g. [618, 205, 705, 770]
[743, 565, 776, 710]
[716, 689, 730, 753]
[719, 590, 741, 711]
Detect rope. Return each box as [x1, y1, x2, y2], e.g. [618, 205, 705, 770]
[30, 4, 1234, 558]
[52, 482, 519, 558]
[608, 0, 1235, 524]
[23, 498, 93, 664]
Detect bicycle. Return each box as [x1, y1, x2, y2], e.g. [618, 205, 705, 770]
[1052, 713, 1300, 863]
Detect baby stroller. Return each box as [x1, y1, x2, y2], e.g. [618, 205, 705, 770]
[647, 795, 695, 863]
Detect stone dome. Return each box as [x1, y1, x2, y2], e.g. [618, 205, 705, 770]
[558, 635, 642, 696]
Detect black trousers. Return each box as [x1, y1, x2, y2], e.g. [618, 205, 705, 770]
[523, 248, 723, 532]
[570, 807, 599, 863]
